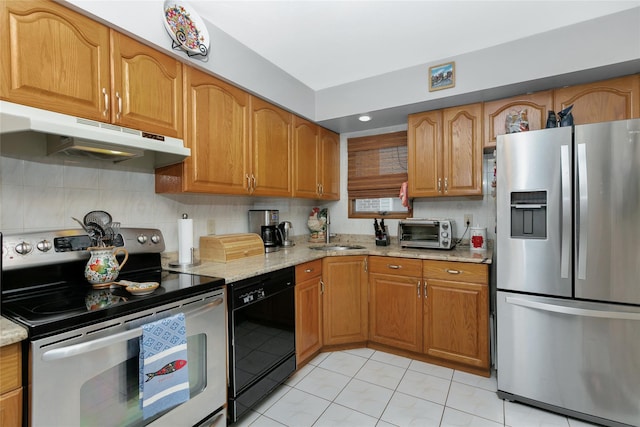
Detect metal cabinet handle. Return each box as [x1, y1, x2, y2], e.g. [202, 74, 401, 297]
[320, 280, 325, 294]
[444, 177, 448, 193]
[417, 280, 421, 298]
[437, 178, 442, 193]
[245, 174, 251, 192]
[115, 91, 122, 119]
[102, 88, 109, 116]
[304, 268, 314, 273]
[387, 264, 401, 269]
[251, 174, 257, 191]
[446, 269, 461, 274]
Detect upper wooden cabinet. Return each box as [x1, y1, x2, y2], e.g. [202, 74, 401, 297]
[156, 67, 249, 194]
[0, 0, 110, 120]
[318, 128, 340, 200]
[408, 110, 442, 197]
[293, 117, 340, 200]
[408, 103, 483, 198]
[293, 116, 320, 198]
[553, 75, 640, 125]
[110, 32, 183, 138]
[483, 90, 554, 149]
[250, 96, 292, 197]
[0, 1, 183, 138]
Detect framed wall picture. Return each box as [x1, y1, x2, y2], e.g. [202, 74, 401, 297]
[429, 62, 455, 91]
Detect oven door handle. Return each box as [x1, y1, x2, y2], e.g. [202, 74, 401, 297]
[41, 297, 224, 362]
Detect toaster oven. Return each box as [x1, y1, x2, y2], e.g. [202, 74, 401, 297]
[398, 219, 455, 249]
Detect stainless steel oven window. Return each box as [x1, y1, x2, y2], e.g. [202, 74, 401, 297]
[79, 333, 207, 426]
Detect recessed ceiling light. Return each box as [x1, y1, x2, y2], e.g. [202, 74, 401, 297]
[358, 114, 371, 122]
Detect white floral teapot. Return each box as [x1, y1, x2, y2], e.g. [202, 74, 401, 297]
[84, 246, 129, 285]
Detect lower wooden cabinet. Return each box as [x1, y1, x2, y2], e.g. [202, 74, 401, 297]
[368, 257, 423, 352]
[0, 342, 22, 427]
[322, 256, 368, 346]
[295, 260, 323, 366]
[423, 261, 490, 371]
[293, 256, 490, 376]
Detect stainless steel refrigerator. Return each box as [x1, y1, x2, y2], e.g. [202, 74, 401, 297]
[496, 119, 640, 427]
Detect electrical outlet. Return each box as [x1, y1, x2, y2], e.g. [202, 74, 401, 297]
[464, 214, 473, 227]
[206, 219, 216, 235]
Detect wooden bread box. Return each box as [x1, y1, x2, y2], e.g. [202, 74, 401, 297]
[200, 234, 265, 262]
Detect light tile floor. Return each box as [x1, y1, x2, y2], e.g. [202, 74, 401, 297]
[234, 348, 602, 427]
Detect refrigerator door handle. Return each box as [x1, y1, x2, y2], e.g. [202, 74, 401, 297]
[577, 143, 588, 280]
[505, 296, 640, 321]
[560, 144, 571, 279]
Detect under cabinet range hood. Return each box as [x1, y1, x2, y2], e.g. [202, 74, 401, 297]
[0, 101, 190, 168]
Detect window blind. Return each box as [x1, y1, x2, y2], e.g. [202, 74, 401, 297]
[347, 131, 408, 198]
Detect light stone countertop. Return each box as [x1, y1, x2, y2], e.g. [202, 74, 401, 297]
[162, 234, 493, 283]
[1, 316, 28, 347]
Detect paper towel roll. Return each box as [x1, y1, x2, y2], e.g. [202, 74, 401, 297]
[178, 217, 194, 264]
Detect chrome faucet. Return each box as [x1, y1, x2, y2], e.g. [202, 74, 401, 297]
[325, 209, 331, 244]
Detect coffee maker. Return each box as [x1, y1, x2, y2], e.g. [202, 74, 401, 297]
[248, 210, 282, 252]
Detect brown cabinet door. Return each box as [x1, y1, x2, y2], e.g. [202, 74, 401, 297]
[483, 90, 554, 149]
[553, 75, 640, 125]
[369, 272, 422, 352]
[319, 128, 340, 200]
[408, 110, 442, 197]
[0, 387, 22, 427]
[181, 67, 249, 194]
[295, 273, 323, 366]
[293, 116, 319, 198]
[0, 0, 110, 121]
[442, 103, 483, 196]
[110, 31, 183, 137]
[423, 278, 489, 369]
[250, 96, 292, 197]
[322, 256, 368, 345]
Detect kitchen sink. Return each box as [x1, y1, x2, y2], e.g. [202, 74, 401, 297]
[309, 244, 366, 251]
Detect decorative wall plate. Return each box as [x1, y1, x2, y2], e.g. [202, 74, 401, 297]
[163, 0, 210, 57]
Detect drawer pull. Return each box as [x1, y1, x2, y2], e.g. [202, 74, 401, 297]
[304, 268, 314, 273]
[417, 280, 421, 298]
[446, 269, 461, 274]
[387, 264, 401, 269]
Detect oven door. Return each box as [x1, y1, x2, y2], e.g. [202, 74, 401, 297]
[29, 289, 226, 427]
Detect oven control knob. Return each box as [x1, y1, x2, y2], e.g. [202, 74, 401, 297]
[442, 223, 449, 230]
[442, 240, 449, 247]
[137, 235, 148, 244]
[36, 240, 52, 252]
[441, 231, 449, 238]
[15, 241, 33, 255]
[151, 234, 161, 244]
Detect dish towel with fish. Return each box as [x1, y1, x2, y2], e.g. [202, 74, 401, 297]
[139, 313, 189, 420]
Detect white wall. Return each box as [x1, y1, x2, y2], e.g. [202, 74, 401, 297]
[0, 127, 495, 249]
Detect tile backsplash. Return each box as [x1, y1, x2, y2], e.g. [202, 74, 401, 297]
[1, 132, 497, 251]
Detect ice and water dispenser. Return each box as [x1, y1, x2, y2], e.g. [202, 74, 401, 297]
[510, 191, 547, 239]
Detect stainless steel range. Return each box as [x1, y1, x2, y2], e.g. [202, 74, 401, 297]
[1, 228, 227, 427]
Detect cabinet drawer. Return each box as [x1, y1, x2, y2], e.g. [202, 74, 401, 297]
[369, 256, 422, 277]
[0, 343, 21, 394]
[423, 260, 488, 284]
[296, 259, 322, 281]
